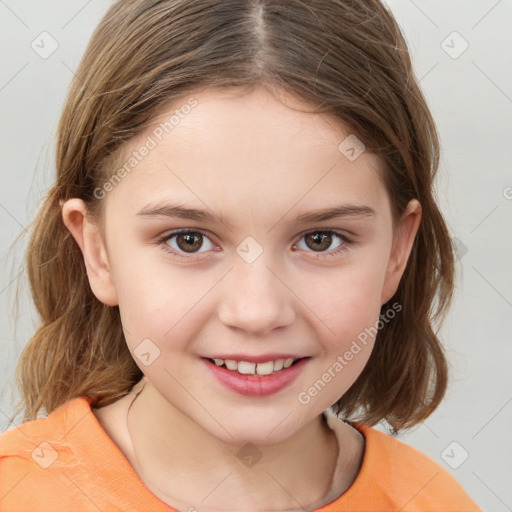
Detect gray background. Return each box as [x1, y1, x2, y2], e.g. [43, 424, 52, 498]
[1, 1, 511, 509]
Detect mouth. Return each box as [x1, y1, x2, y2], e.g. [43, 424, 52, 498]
[203, 356, 308, 376]
[201, 356, 311, 397]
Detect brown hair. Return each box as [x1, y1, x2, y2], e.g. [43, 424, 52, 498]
[10, 0, 454, 432]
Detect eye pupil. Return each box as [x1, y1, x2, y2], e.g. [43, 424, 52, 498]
[177, 232, 202, 252]
[306, 232, 332, 252]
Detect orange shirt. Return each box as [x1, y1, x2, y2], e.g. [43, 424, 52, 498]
[0, 396, 481, 511]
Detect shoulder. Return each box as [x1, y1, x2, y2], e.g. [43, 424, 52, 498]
[0, 394, 168, 512]
[0, 396, 92, 462]
[322, 413, 482, 512]
[0, 397, 104, 511]
[350, 423, 481, 511]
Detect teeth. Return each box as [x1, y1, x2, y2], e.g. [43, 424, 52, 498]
[211, 357, 299, 375]
[225, 359, 238, 371]
[255, 361, 274, 376]
[237, 361, 256, 374]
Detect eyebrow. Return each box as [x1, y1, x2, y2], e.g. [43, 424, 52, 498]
[136, 202, 376, 228]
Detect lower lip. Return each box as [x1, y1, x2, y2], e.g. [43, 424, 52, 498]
[201, 357, 310, 397]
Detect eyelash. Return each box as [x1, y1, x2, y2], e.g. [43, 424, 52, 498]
[157, 228, 352, 260]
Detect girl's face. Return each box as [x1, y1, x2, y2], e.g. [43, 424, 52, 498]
[67, 86, 420, 445]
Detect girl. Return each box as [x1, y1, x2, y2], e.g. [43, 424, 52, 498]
[1, 0, 481, 511]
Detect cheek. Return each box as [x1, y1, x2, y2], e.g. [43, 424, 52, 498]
[111, 251, 214, 347]
[307, 269, 385, 402]
[293, 268, 384, 410]
[309, 258, 388, 347]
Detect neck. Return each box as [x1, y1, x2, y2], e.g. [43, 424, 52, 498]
[126, 380, 342, 512]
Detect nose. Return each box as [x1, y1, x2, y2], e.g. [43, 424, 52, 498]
[217, 255, 296, 336]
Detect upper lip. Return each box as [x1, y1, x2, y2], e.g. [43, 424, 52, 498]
[202, 354, 308, 364]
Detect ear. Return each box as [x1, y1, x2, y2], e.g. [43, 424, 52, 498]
[381, 199, 422, 305]
[61, 198, 118, 306]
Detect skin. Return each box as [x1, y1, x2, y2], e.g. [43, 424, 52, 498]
[62, 86, 421, 511]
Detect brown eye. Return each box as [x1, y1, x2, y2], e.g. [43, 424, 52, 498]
[160, 228, 350, 260]
[304, 232, 334, 252]
[296, 230, 349, 256]
[162, 230, 215, 256]
[175, 232, 204, 253]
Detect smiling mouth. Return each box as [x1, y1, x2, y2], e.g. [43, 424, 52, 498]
[204, 357, 307, 376]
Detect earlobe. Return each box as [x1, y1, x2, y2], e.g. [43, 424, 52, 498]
[381, 199, 422, 305]
[61, 198, 119, 306]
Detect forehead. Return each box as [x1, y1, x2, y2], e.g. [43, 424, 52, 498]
[102, 86, 390, 225]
